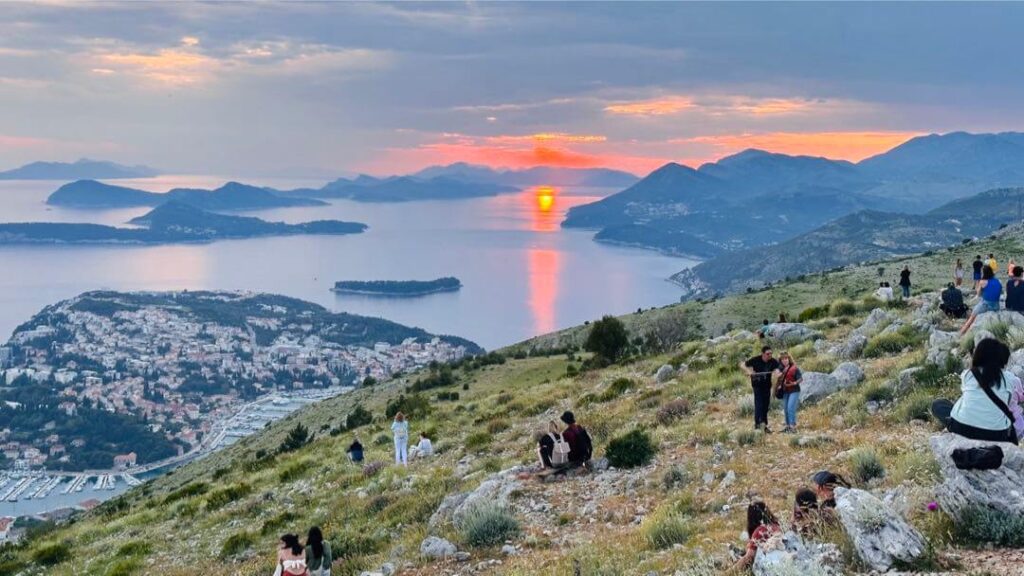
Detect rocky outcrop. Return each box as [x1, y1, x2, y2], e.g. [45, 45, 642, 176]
[972, 310, 1024, 333]
[656, 364, 676, 383]
[420, 536, 458, 559]
[764, 323, 821, 345]
[853, 308, 896, 338]
[929, 433, 1024, 522]
[834, 488, 927, 572]
[927, 330, 960, 367]
[753, 531, 841, 576]
[837, 333, 868, 360]
[429, 467, 523, 529]
[801, 362, 866, 403]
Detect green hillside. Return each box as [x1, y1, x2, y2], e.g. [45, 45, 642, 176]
[5, 228, 1024, 575]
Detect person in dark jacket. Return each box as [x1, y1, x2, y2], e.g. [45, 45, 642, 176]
[899, 265, 912, 298]
[972, 255, 984, 289]
[740, 346, 781, 432]
[560, 411, 592, 466]
[1007, 266, 1024, 313]
[940, 283, 968, 319]
[346, 437, 364, 463]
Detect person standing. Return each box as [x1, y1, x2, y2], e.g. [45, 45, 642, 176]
[740, 346, 781, 432]
[954, 258, 965, 287]
[988, 253, 999, 275]
[973, 255, 984, 289]
[391, 412, 409, 466]
[1007, 266, 1024, 313]
[898, 265, 912, 298]
[775, 352, 803, 433]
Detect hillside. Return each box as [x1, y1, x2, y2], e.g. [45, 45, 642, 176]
[412, 163, 639, 188]
[302, 176, 518, 202]
[6, 230, 1024, 575]
[0, 159, 160, 180]
[46, 180, 325, 210]
[563, 132, 1024, 255]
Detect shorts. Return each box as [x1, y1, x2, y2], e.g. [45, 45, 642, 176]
[974, 300, 1000, 315]
[973, 272, 982, 281]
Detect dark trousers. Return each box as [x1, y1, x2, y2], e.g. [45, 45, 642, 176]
[753, 384, 772, 428]
[932, 399, 1017, 445]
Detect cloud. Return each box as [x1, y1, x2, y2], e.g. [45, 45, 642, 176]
[95, 48, 219, 85]
[604, 96, 695, 116]
[674, 130, 923, 162]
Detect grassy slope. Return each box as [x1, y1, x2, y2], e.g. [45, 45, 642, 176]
[6, 228, 1024, 575]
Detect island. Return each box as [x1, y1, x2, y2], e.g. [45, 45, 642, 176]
[332, 277, 463, 297]
[0, 158, 160, 180]
[0, 201, 367, 245]
[47, 179, 325, 210]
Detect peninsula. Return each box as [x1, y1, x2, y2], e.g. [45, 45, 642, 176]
[332, 277, 463, 296]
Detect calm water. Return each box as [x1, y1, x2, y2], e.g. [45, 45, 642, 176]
[0, 176, 693, 350]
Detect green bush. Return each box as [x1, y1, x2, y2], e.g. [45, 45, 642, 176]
[205, 482, 252, 511]
[116, 540, 151, 557]
[899, 394, 933, 423]
[829, 299, 858, 317]
[598, 377, 636, 402]
[278, 460, 314, 483]
[486, 419, 510, 434]
[465, 431, 492, 451]
[862, 383, 895, 403]
[260, 510, 298, 535]
[345, 405, 373, 430]
[220, 531, 257, 559]
[278, 423, 312, 453]
[955, 506, 1024, 547]
[163, 481, 209, 504]
[798, 305, 830, 323]
[863, 328, 923, 358]
[643, 510, 692, 549]
[849, 448, 886, 483]
[385, 394, 432, 419]
[584, 315, 631, 362]
[460, 504, 521, 547]
[32, 541, 72, 566]
[104, 558, 143, 576]
[734, 429, 763, 446]
[606, 429, 656, 469]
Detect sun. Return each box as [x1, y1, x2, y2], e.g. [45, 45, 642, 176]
[535, 185, 556, 212]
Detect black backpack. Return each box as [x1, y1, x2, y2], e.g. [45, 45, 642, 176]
[952, 446, 1004, 470]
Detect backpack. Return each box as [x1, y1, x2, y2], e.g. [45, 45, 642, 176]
[952, 446, 1004, 470]
[550, 433, 571, 466]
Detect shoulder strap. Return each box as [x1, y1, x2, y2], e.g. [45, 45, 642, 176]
[980, 374, 1015, 423]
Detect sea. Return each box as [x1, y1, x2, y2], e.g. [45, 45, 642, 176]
[0, 175, 695, 350]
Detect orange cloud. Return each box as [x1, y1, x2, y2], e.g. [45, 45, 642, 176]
[604, 96, 694, 116]
[605, 94, 823, 118]
[677, 131, 922, 162]
[96, 48, 218, 85]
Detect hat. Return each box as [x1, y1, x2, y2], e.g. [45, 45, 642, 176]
[560, 411, 576, 425]
[812, 470, 837, 487]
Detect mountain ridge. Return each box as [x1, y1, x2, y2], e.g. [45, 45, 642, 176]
[0, 158, 161, 180]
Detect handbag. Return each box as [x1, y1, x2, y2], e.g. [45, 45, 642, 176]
[775, 365, 797, 399]
[979, 375, 1019, 445]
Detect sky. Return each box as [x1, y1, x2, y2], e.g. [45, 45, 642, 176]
[2, 2, 1024, 177]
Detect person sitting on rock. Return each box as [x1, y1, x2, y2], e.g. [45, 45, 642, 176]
[939, 283, 968, 319]
[756, 319, 771, 339]
[960, 266, 1002, 336]
[931, 338, 1021, 445]
[409, 431, 433, 460]
[1006, 266, 1024, 314]
[811, 470, 851, 510]
[560, 411, 593, 467]
[346, 437, 364, 463]
[792, 487, 823, 536]
[537, 420, 569, 469]
[728, 501, 781, 573]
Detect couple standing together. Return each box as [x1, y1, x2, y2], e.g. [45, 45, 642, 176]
[739, 345, 803, 433]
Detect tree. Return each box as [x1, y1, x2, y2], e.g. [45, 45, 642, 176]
[278, 423, 312, 453]
[584, 315, 630, 362]
[345, 405, 372, 430]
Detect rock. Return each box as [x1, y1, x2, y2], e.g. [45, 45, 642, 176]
[592, 457, 610, 471]
[879, 320, 905, 336]
[702, 472, 714, 486]
[865, 400, 880, 415]
[359, 572, 384, 576]
[429, 467, 523, 529]
[973, 329, 996, 347]
[896, 367, 923, 391]
[454, 551, 471, 562]
[839, 334, 868, 359]
[929, 433, 1024, 522]
[676, 364, 689, 376]
[380, 563, 396, 576]
[972, 310, 1024, 333]
[1008, 349, 1024, 381]
[753, 531, 840, 576]
[765, 323, 821, 345]
[501, 544, 518, 556]
[831, 362, 864, 388]
[733, 330, 755, 341]
[855, 308, 895, 338]
[718, 470, 736, 491]
[834, 487, 927, 571]
[814, 339, 832, 353]
[420, 536, 458, 559]
[656, 364, 676, 383]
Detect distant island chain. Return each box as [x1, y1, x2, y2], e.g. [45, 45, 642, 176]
[332, 277, 463, 297]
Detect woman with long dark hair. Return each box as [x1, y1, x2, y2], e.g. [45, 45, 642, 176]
[727, 501, 781, 573]
[273, 533, 308, 576]
[305, 526, 332, 576]
[932, 338, 1021, 444]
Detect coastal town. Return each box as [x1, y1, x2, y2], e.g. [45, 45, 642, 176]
[0, 290, 476, 475]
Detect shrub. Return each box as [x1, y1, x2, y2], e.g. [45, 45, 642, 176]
[734, 429, 763, 446]
[163, 481, 209, 504]
[849, 448, 886, 483]
[643, 510, 692, 549]
[373, 433, 390, 446]
[278, 423, 312, 453]
[798, 305, 830, 323]
[260, 510, 298, 535]
[278, 460, 314, 483]
[584, 315, 630, 362]
[662, 466, 688, 490]
[385, 394, 432, 419]
[900, 395, 933, 423]
[606, 429, 656, 469]
[465, 431, 492, 451]
[734, 395, 755, 418]
[863, 328, 922, 358]
[116, 540, 151, 557]
[31, 541, 71, 566]
[104, 558, 143, 576]
[362, 461, 385, 478]
[829, 299, 858, 317]
[487, 419, 510, 434]
[345, 405, 373, 430]
[220, 531, 257, 559]
[656, 398, 691, 426]
[460, 504, 521, 547]
[862, 383, 895, 403]
[599, 377, 636, 402]
[955, 506, 1024, 547]
[565, 364, 579, 377]
[205, 483, 253, 511]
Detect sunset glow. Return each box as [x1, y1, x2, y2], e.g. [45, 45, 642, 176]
[527, 248, 560, 334]
[678, 130, 924, 162]
[530, 186, 558, 232]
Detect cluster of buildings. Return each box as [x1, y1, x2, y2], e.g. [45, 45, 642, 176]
[0, 292, 472, 472]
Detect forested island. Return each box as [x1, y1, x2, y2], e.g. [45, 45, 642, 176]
[332, 277, 463, 296]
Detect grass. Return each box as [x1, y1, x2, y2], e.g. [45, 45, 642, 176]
[849, 448, 887, 484]
[460, 504, 521, 548]
[11, 230, 1024, 575]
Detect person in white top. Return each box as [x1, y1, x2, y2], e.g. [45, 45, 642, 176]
[273, 534, 308, 576]
[410, 432, 433, 459]
[932, 338, 1021, 445]
[874, 282, 894, 302]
